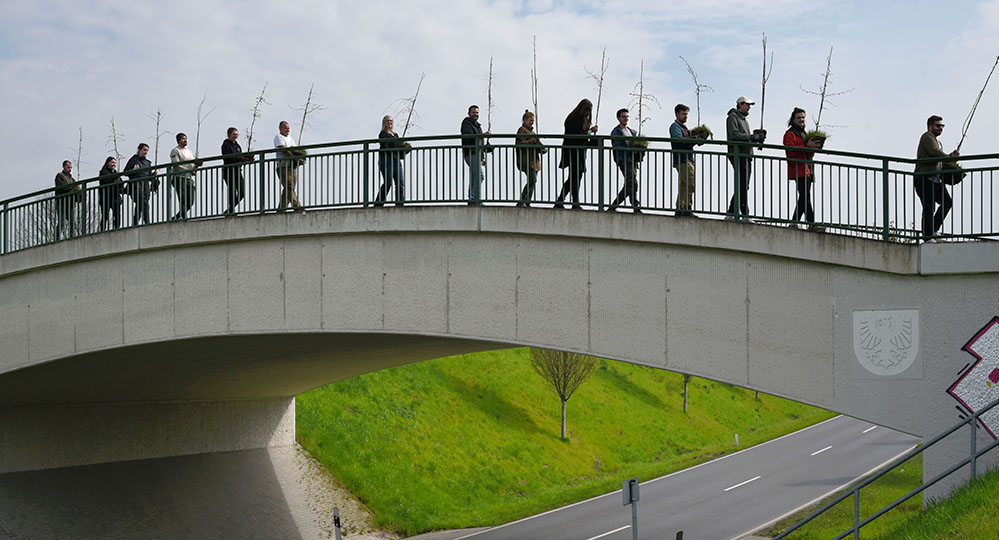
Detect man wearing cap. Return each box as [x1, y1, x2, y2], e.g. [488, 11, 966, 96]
[725, 96, 766, 220]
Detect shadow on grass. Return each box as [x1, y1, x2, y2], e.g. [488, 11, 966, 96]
[597, 364, 667, 410]
[426, 367, 540, 433]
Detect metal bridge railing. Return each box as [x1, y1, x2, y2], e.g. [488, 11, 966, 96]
[2, 134, 997, 255]
[773, 395, 999, 540]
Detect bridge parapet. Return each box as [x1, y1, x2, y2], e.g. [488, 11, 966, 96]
[3, 134, 997, 255]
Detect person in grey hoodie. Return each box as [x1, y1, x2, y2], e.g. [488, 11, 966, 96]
[725, 96, 766, 220]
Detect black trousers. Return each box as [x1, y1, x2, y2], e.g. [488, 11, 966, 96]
[727, 156, 752, 217]
[224, 167, 245, 213]
[914, 178, 952, 237]
[556, 158, 584, 207]
[791, 176, 815, 223]
[610, 163, 640, 208]
[519, 168, 538, 205]
[171, 176, 195, 219]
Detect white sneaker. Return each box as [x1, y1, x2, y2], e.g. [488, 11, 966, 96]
[724, 215, 737, 221]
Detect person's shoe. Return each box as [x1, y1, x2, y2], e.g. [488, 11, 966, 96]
[807, 224, 825, 232]
[553, 202, 565, 209]
[515, 202, 526, 208]
[724, 215, 737, 221]
[788, 222, 800, 229]
[605, 205, 617, 212]
[633, 208, 643, 214]
[570, 205, 583, 211]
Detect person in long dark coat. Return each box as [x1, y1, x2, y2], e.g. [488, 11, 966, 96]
[555, 99, 599, 209]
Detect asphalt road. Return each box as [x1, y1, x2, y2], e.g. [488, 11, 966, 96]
[450, 416, 919, 540]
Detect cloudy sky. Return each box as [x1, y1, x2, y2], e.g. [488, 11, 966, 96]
[2, 0, 998, 201]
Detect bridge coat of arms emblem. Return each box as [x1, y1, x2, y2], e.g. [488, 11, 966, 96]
[853, 310, 919, 376]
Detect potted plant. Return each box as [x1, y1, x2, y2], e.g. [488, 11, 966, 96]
[691, 125, 713, 140]
[629, 137, 649, 162]
[805, 130, 828, 149]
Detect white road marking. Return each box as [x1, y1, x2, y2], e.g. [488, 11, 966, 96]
[456, 415, 844, 540]
[811, 445, 833, 456]
[726, 443, 919, 540]
[724, 475, 762, 492]
[863, 426, 878, 434]
[584, 525, 630, 540]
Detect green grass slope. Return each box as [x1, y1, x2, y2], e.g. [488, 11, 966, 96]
[876, 466, 999, 540]
[296, 348, 835, 536]
[764, 454, 999, 540]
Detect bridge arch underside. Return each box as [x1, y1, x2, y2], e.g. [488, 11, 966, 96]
[1, 207, 997, 497]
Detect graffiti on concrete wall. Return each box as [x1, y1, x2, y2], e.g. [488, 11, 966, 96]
[948, 317, 999, 440]
[853, 310, 919, 376]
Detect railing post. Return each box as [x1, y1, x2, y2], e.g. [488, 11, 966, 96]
[853, 488, 860, 539]
[971, 416, 978, 481]
[165, 168, 173, 221]
[1, 201, 7, 255]
[473, 136, 482, 205]
[363, 142, 370, 207]
[258, 152, 267, 214]
[732, 145, 741, 219]
[598, 137, 605, 210]
[80, 184, 88, 237]
[882, 158, 890, 241]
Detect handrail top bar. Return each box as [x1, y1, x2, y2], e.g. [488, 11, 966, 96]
[5, 133, 998, 207]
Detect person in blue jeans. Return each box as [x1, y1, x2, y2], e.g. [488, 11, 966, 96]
[460, 105, 491, 205]
[374, 115, 406, 206]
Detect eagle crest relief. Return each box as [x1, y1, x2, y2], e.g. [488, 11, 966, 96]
[853, 310, 919, 376]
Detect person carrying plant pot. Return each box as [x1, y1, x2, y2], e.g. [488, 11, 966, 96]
[913, 115, 959, 240]
[725, 96, 766, 221]
[274, 120, 304, 212]
[784, 107, 824, 232]
[374, 115, 407, 207]
[555, 98, 600, 210]
[607, 108, 642, 213]
[670, 103, 704, 217]
[515, 110, 546, 207]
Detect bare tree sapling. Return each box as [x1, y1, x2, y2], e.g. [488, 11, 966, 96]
[529, 348, 599, 440]
[245, 83, 270, 152]
[195, 95, 216, 158]
[584, 46, 609, 128]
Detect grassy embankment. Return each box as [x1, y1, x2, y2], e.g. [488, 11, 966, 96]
[763, 453, 999, 540]
[297, 348, 836, 536]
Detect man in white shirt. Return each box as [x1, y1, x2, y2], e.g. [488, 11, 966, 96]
[169, 133, 200, 220]
[274, 121, 303, 211]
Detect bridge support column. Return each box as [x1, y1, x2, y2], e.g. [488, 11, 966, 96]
[0, 397, 294, 473]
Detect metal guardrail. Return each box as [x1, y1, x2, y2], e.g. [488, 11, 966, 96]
[773, 395, 999, 540]
[1, 134, 997, 255]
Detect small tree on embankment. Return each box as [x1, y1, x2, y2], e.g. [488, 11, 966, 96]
[530, 348, 598, 440]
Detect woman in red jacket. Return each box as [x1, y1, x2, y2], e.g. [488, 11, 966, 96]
[783, 108, 823, 231]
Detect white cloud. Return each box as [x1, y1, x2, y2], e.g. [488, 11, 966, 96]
[1, 0, 997, 200]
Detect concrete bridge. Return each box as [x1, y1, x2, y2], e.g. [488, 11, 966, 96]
[1, 206, 997, 537]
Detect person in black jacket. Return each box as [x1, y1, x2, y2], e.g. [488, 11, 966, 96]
[375, 115, 407, 206]
[124, 143, 158, 226]
[460, 105, 492, 205]
[97, 156, 122, 230]
[221, 127, 252, 215]
[555, 99, 599, 209]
